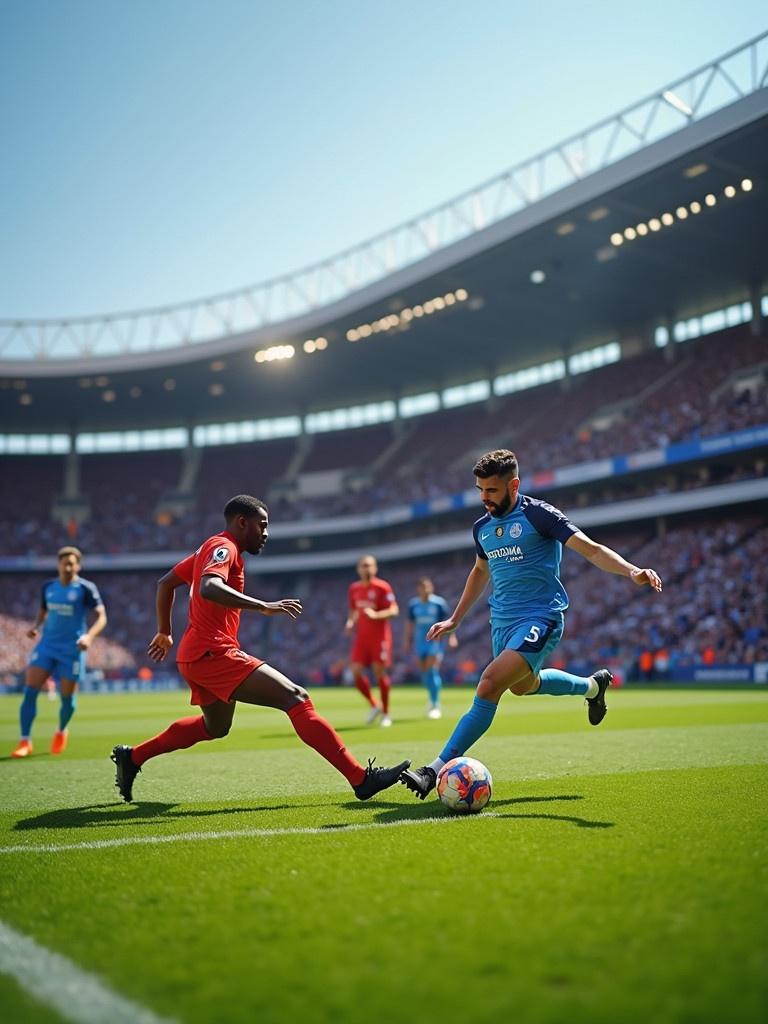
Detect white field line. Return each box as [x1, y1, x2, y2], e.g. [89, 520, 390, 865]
[0, 919, 175, 1024]
[0, 811, 498, 855]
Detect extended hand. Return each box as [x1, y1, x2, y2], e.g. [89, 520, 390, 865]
[630, 568, 663, 592]
[361, 607, 377, 620]
[427, 618, 457, 641]
[77, 635, 92, 650]
[262, 599, 303, 619]
[148, 633, 173, 661]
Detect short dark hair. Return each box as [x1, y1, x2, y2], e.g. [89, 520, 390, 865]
[472, 449, 519, 480]
[57, 546, 82, 562]
[223, 495, 268, 521]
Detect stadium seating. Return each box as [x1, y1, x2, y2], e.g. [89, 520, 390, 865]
[1, 517, 764, 689]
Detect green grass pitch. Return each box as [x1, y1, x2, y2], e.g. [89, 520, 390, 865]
[1, 685, 766, 1024]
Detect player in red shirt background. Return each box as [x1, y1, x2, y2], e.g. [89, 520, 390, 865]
[345, 554, 399, 727]
[111, 496, 409, 802]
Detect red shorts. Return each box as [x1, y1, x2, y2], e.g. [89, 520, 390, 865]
[178, 648, 263, 706]
[350, 636, 392, 668]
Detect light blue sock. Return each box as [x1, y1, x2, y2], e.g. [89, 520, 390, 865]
[439, 695, 497, 762]
[20, 686, 39, 739]
[537, 668, 592, 696]
[422, 668, 442, 704]
[59, 694, 76, 731]
[429, 666, 443, 704]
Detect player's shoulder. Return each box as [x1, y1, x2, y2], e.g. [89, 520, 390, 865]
[373, 576, 393, 590]
[520, 493, 562, 513]
[201, 533, 238, 555]
[77, 576, 100, 593]
[472, 512, 491, 535]
[520, 493, 578, 538]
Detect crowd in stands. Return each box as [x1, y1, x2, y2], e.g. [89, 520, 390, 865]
[0, 326, 765, 555]
[1, 517, 765, 693]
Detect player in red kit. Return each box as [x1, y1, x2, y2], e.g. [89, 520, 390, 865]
[345, 554, 399, 727]
[111, 496, 409, 802]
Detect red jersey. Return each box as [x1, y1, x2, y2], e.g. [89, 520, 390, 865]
[348, 577, 396, 642]
[173, 531, 245, 663]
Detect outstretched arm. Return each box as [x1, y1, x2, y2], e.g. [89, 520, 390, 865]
[427, 558, 490, 640]
[199, 575, 302, 617]
[566, 532, 663, 591]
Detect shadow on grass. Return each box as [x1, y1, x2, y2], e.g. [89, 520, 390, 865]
[339, 793, 614, 830]
[13, 801, 326, 832]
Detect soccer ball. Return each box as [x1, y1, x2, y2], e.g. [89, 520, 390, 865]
[436, 757, 492, 814]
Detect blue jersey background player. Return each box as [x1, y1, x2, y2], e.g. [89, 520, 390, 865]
[403, 577, 457, 719]
[12, 546, 107, 758]
[400, 448, 662, 799]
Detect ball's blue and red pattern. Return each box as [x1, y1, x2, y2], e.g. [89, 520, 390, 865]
[436, 756, 492, 813]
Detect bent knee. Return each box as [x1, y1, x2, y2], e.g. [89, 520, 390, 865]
[477, 674, 507, 702]
[509, 676, 538, 696]
[205, 721, 232, 739]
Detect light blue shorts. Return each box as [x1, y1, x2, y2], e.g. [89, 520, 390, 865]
[490, 615, 564, 675]
[415, 639, 445, 660]
[28, 644, 85, 683]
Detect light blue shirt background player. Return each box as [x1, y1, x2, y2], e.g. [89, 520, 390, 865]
[404, 577, 457, 719]
[400, 448, 663, 800]
[13, 546, 107, 758]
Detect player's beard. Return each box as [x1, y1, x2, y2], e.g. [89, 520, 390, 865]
[486, 493, 513, 518]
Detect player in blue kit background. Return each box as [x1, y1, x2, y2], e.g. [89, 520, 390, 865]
[404, 577, 457, 719]
[400, 449, 662, 799]
[11, 546, 107, 758]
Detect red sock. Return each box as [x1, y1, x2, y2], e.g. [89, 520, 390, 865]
[287, 699, 366, 787]
[378, 675, 391, 714]
[131, 715, 213, 767]
[354, 673, 378, 707]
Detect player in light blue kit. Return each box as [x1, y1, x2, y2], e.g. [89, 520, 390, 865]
[403, 577, 457, 719]
[11, 546, 107, 758]
[400, 449, 662, 799]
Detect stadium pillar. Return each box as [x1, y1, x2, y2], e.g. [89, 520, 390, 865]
[749, 284, 764, 337]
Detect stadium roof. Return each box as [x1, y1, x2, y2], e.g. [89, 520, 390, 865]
[2, 36, 767, 433]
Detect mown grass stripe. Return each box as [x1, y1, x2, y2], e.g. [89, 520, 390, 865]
[0, 919, 175, 1024]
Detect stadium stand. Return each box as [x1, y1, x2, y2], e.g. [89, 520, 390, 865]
[0, 324, 765, 552]
[1, 516, 765, 692]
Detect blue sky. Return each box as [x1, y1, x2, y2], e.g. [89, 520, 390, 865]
[1, 0, 766, 318]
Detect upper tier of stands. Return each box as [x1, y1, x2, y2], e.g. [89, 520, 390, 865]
[0, 324, 765, 555]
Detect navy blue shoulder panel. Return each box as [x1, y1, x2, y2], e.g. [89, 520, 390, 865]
[40, 578, 56, 609]
[79, 577, 103, 609]
[521, 495, 578, 544]
[472, 514, 491, 559]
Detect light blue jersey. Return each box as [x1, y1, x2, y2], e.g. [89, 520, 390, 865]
[473, 495, 578, 670]
[409, 595, 450, 658]
[473, 494, 577, 621]
[34, 577, 102, 657]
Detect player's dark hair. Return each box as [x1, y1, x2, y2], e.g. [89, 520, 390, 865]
[57, 546, 82, 562]
[472, 449, 519, 480]
[418, 576, 433, 587]
[223, 495, 268, 522]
